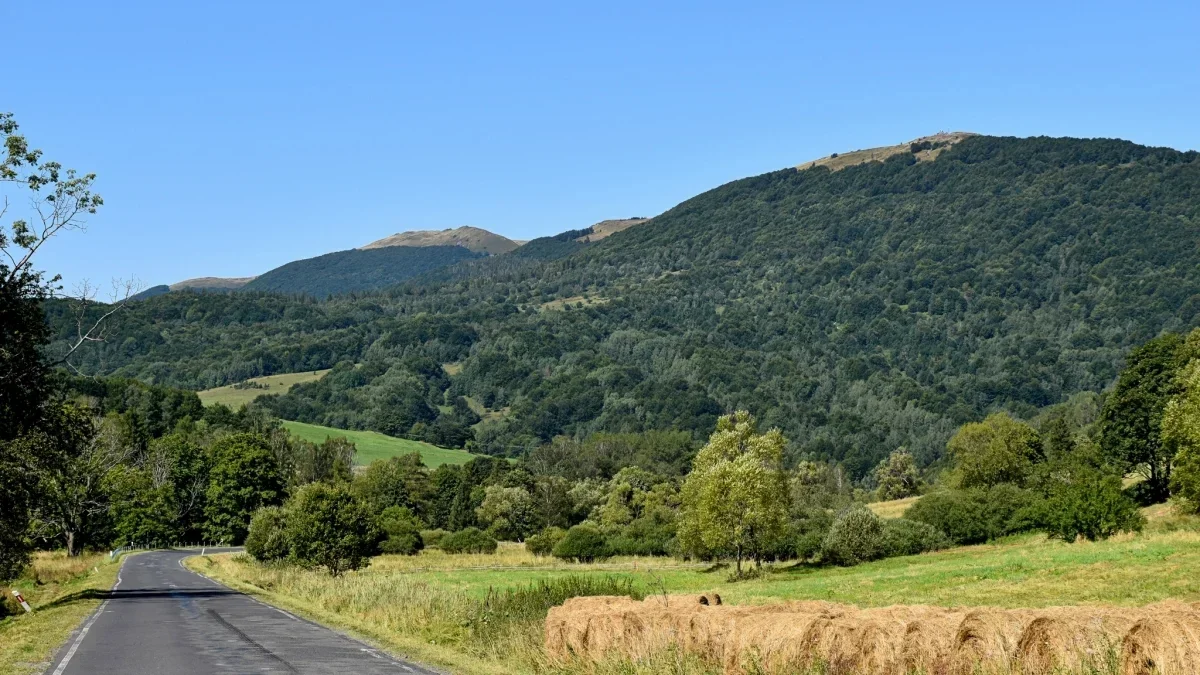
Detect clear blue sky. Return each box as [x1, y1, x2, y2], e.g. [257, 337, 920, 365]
[7, 1, 1199, 289]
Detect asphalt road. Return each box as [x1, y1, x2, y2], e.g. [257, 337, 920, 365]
[45, 549, 439, 675]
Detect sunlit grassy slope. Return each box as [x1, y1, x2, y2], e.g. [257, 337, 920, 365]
[281, 420, 478, 467]
[197, 370, 330, 408]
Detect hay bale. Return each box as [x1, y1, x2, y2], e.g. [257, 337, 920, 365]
[951, 608, 1038, 674]
[1015, 609, 1136, 674]
[1120, 608, 1200, 675]
[723, 604, 844, 673]
[902, 609, 968, 674]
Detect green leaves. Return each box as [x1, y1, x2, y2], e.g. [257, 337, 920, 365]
[678, 411, 789, 568]
[947, 412, 1043, 489]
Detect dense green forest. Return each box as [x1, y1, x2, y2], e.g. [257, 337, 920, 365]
[241, 244, 484, 297]
[48, 135, 1200, 476]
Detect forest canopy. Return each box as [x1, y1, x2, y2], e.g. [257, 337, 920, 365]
[47, 135, 1200, 476]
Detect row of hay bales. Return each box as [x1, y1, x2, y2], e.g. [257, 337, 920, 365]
[544, 595, 1200, 674]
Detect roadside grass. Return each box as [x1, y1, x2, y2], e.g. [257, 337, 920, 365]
[197, 370, 330, 408]
[281, 420, 478, 467]
[0, 551, 122, 675]
[189, 507, 1200, 674]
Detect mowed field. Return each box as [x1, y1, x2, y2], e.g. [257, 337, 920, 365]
[281, 420, 478, 467]
[198, 371, 480, 467]
[188, 504, 1200, 675]
[196, 370, 330, 408]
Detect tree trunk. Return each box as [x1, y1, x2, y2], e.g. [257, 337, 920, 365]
[736, 544, 742, 575]
[66, 530, 79, 557]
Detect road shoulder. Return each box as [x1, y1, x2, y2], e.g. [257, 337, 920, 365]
[184, 553, 506, 675]
[0, 553, 123, 675]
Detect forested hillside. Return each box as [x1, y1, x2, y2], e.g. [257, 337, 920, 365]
[241, 245, 483, 297]
[48, 135, 1200, 476]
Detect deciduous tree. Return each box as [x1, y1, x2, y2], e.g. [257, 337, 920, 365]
[678, 411, 789, 574]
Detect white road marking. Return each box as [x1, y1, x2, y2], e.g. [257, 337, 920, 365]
[52, 557, 126, 675]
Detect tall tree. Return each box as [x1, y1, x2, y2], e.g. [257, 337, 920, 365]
[946, 412, 1043, 489]
[26, 405, 126, 556]
[678, 411, 789, 574]
[1099, 333, 1190, 502]
[203, 434, 283, 544]
[1, 112, 116, 577]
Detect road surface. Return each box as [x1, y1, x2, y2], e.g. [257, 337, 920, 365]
[46, 549, 438, 675]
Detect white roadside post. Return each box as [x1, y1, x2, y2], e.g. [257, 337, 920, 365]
[12, 589, 32, 613]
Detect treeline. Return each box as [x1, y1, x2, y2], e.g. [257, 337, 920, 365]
[47, 135, 1200, 475]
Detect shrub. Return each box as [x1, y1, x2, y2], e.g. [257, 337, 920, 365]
[377, 506, 424, 556]
[820, 505, 884, 566]
[1043, 469, 1145, 542]
[441, 527, 498, 554]
[606, 516, 676, 557]
[245, 506, 290, 563]
[284, 483, 380, 576]
[881, 518, 951, 557]
[526, 526, 567, 557]
[905, 486, 1042, 546]
[553, 524, 610, 562]
[420, 528, 448, 549]
[905, 490, 986, 545]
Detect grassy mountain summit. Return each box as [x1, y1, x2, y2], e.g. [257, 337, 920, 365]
[360, 225, 520, 255]
[52, 134, 1200, 475]
[170, 276, 256, 291]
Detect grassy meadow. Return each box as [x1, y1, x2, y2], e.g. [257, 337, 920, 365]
[197, 370, 330, 408]
[186, 504, 1200, 675]
[281, 420, 478, 467]
[0, 552, 123, 675]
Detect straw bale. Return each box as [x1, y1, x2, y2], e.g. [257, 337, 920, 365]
[1120, 607, 1200, 675]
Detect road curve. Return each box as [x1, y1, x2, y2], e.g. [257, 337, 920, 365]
[45, 549, 439, 675]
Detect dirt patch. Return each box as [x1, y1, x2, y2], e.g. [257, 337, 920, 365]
[546, 595, 1200, 674]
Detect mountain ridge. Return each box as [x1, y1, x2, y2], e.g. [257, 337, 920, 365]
[51, 133, 1200, 474]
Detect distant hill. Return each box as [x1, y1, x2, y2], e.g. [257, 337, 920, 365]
[129, 285, 170, 302]
[52, 134, 1200, 477]
[170, 277, 256, 291]
[241, 245, 484, 297]
[360, 226, 519, 255]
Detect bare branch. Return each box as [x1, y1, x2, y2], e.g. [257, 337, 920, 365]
[54, 277, 142, 374]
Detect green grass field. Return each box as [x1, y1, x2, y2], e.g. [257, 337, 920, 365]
[197, 370, 330, 408]
[281, 420, 479, 467]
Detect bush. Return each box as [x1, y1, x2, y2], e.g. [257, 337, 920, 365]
[284, 483, 380, 576]
[820, 505, 884, 566]
[606, 516, 676, 557]
[440, 527, 498, 554]
[1043, 469, 1145, 542]
[525, 526, 567, 557]
[377, 506, 424, 556]
[905, 486, 1042, 546]
[881, 518, 951, 557]
[420, 528, 448, 549]
[245, 506, 290, 563]
[553, 524, 610, 562]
